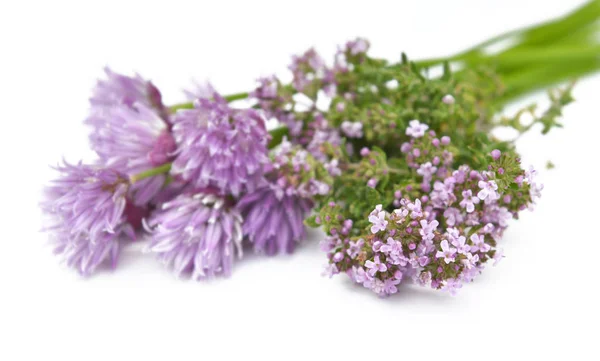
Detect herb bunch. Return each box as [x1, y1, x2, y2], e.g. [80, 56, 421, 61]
[41, 2, 597, 296]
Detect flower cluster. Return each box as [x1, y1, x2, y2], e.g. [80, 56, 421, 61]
[41, 162, 138, 275]
[43, 64, 333, 278]
[144, 192, 243, 279]
[171, 94, 270, 197]
[319, 124, 540, 296]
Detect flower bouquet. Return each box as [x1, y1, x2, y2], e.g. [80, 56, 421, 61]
[41, 1, 600, 296]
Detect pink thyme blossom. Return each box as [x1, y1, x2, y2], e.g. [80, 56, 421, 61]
[368, 205, 388, 233]
[365, 255, 388, 276]
[493, 248, 505, 266]
[417, 162, 438, 184]
[462, 253, 480, 269]
[340, 120, 363, 138]
[470, 233, 491, 253]
[477, 180, 499, 203]
[406, 120, 429, 138]
[448, 232, 470, 254]
[419, 219, 439, 242]
[407, 199, 423, 218]
[347, 238, 365, 258]
[436, 240, 457, 264]
[460, 189, 480, 213]
[322, 263, 339, 278]
[380, 237, 407, 266]
[443, 207, 464, 226]
[443, 278, 463, 296]
[383, 278, 401, 295]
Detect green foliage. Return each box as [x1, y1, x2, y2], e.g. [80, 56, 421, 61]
[327, 57, 504, 156]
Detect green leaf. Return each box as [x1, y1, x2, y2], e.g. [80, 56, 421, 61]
[304, 214, 320, 228]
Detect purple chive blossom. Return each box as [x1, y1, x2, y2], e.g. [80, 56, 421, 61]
[470, 234, 491, 253]
[171, 96, 269, 197]
[41, 162, 135, 275]
[237, 185, 312, 255]
[460, 189, 480, 213]
[86, 103, 175, 205]
[436, 240, 457, 264]
[368, 205, 388, 234]
[365, 255, 387, 276]
[91, 67, 168, 120]
[145, 192, 243, 280]
[406, 120, 429, 138]
[340, 120, 363, 138]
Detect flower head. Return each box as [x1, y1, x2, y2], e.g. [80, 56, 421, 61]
[145, 192, 243, 279]
[90, 67, 167, 119]
[41, 162, 135, 275]
[86, 103, 175, 205]
[171, 96, 269, 196]
[237, 185, 312, 255]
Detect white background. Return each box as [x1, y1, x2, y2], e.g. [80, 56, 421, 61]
[1, 0, 598, 359]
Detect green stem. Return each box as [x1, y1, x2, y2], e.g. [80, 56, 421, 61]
[386, 167, 408, 175]
[169, 92, 249, 113]
[223, 92, 250, 102]
[432, 0, 600, 65]
[409, 1, 600, 100]
[130, 163, 172, 183]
